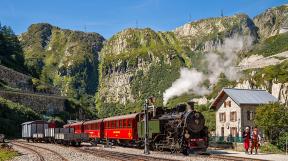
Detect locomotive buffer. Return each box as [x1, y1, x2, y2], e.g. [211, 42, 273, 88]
[144, 96, 156, 155]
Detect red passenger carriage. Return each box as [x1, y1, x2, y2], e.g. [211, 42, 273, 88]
[103, 113, 140, 141]
[83, 119, 103, 139]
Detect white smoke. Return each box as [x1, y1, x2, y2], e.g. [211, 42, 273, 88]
[163, 35, 253, 105]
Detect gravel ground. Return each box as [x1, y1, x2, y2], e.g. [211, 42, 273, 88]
[83, 144, 224, 161]
[11, 144, 39, 161]
[12, 142, 110, 161]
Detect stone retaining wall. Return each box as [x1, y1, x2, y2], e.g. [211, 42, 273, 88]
[0, 90, 67, 114]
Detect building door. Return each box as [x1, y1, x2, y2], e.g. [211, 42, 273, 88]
[221, 127, 224, 137]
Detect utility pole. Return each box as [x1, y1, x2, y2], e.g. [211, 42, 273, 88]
[143, 96, 156, 155]
[221, 9, 224, 17]
[136, 20, 138, 28]
[144, 99, 150, 154]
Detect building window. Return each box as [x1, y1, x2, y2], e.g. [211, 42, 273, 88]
[230, 127, 237, 137]
[224, 100, 231, 108]
[219, 112, 226, 122]
[247, 111, 254, 120]
[230, 111, 237, 122]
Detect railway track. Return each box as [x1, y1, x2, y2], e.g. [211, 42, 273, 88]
[76, 147, 181, 161]
[12, 141, 68, 161]
[12, 142, 45, 161]
[77, 146, 270, 161]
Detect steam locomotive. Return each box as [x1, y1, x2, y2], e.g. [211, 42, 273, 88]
[22, 101, 208, 155]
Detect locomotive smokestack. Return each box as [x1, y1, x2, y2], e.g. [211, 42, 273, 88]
[187, 100, 195, 111]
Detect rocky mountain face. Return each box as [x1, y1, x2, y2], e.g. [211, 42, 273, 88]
[97, 28, 186, 115]
[174, 14, 258, 51]
[20, 23, 105, 99]
[253, 4, 288, 39]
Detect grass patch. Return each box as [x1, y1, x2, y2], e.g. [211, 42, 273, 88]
[0, 148, 18, 161]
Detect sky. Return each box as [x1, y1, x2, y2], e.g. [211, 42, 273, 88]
[0, 0, 287, 38]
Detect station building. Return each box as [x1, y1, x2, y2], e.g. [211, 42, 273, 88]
[210, 88, 277, 141]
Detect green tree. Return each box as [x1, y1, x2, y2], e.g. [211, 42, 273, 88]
[0, 23, 26, 72]
[254, 103, 288, 141]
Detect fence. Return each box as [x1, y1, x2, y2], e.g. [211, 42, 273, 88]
[209, 136, 243, 143]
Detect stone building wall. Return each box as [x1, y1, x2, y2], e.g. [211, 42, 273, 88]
[0, 90, 66, 114]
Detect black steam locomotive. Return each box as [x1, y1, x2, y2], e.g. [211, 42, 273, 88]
[147, 101, 209, 155]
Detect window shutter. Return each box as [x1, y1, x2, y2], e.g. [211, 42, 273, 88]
[224, 113, 226, 122]
[247, 111, 250, 120]
[229, 101, 231, 107]
[224, 102, 227, 107]
[235, 112, 237, 121]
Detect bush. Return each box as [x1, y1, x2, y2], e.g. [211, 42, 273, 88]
[260, 142, 282, 154]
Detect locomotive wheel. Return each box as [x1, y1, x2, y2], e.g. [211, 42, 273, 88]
[170, 146, 178, 154]
[181, 149, 188, 156]
[71, 141, 76, 146]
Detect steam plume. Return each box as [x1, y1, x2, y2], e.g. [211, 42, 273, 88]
[163, 35, 253, 105]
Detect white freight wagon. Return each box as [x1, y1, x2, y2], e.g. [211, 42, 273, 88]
[22, 120, 48, 141]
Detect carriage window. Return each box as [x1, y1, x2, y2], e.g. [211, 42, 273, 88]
[116, 121, 119, 128]
[119, 120, 123, 128]
[127, 119, 132, 127]
[123, 120, 127, 128]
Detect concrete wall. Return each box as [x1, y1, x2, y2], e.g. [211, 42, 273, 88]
[0, 90, 66, 114]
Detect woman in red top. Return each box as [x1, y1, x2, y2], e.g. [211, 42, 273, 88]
[242, 127, 250, 154]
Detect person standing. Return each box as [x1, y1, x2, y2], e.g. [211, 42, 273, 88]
[242, 127, 251, 154]
[250, 127, 259, 154]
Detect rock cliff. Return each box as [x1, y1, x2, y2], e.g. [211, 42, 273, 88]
[20, 23, 105, 98]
